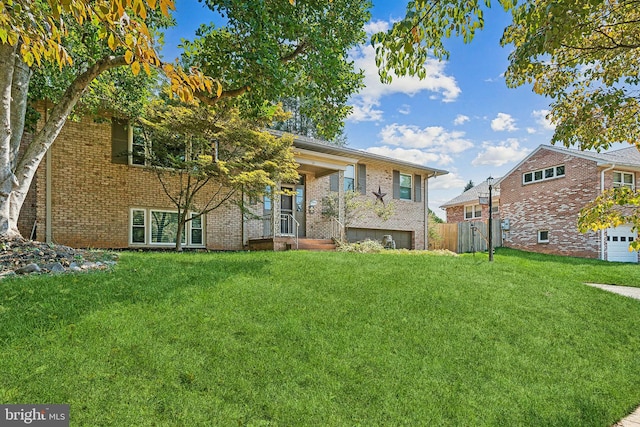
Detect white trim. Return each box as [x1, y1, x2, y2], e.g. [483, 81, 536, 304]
[399, 172, 412, 200]
[613, 170, 635, 189]
[129, 208, 206, 248]
[464, 204, 482, 220]
[538, 230, 549, 243]
[522, 164, 565, 185]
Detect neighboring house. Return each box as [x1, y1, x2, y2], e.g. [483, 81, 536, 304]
[18, 117, 448, 251]
[440, 180, 500, 223]
[498, 144, 640, 262]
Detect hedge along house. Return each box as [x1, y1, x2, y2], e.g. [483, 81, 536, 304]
[17, 117, 448, 251]
[498, 144, 640, 262]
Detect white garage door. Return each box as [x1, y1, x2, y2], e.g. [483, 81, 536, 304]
[607, 225, 639, 263]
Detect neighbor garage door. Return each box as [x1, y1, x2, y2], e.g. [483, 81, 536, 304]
[346, 228, 413, 249]
[606, 225, 639, 263]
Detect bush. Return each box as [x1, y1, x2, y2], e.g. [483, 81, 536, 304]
[336, 239, 385, 253]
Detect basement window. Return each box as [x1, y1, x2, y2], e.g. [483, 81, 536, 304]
[538, 230, 549, 243]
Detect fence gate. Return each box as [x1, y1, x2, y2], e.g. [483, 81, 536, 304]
[431, 221, 502, 254]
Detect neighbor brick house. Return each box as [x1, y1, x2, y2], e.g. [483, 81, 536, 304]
[18, 115, 448, 251]
[498, 145, 640, 262]
[440, 180, 500, 223]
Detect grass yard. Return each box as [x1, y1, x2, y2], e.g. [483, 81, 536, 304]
[1, 248, 640, 426]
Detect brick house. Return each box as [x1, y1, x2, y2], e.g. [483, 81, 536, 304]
[18, 116, 448, 251]
[498, 145, 640, 262]
[440, 180, 500, 223]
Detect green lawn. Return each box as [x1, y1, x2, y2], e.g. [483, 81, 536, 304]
[1, 248, 640, 426]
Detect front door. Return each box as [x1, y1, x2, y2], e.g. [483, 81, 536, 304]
[280, 188, 294, 235]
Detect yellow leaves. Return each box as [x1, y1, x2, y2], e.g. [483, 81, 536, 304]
[159, 0, 175, 17]
[131, 61, 141, 75]
[107, 33, 116, 50]
[124, 50, 134, 64]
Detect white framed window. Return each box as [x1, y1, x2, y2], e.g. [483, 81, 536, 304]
[399, 173, 412, 200]
[130, 126, 148, 166]
[130, 208, 205, 247]
[613, 171, 635, 189]
[523, 165, 565, 185]
[538, 230, 549, 243]
[344, 164, 355, 191]
[464, 204, 482, 220]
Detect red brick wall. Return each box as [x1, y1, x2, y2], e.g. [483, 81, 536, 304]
[500, 149, 601, 258]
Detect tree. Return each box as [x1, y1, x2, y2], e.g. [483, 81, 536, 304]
[464, 180, 475, 192]
[373, 0, 640, 246]
[137, 99, 298, 251]
[1, 0, 371, 242]
[0, 0, 215, 240]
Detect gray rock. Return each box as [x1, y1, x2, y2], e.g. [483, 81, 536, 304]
[16, 263, 41, 274]
[69, 262, 80, 269]
[70, 266, 83, 272]
[47, 262, 66, 273]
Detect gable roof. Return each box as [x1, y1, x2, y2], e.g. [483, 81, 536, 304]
[497, 145, 640, 186]
[269, 129, 449, 178]
[440, 179, 501, 208]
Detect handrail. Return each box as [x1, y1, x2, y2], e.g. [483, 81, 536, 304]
[331, 217, 345, 242]
[280, 213, 299, 249]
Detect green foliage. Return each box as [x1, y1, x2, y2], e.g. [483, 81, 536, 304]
[322, 190, 396, 227]
[137, 97, 299, 249]
[336, 238, 385, 253]
[578, 187, 640, 250]
[464, 179, 475, 192]
[181, 0, 371, 140]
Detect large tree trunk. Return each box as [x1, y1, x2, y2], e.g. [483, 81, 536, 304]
[0, 49, 127, 240]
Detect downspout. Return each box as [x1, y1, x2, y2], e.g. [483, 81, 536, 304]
[600, 164, 615, 260]
[424, 173, 434, 250]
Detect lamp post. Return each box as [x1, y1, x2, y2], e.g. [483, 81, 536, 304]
[487, 176, 494, 262]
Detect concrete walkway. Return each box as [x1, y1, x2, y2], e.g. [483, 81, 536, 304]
[585, 283, 640, 427]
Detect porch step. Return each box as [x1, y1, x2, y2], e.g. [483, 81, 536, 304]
[294, 238, 336, 251]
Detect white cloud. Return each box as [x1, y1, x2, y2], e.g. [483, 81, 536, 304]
[526, 127, 536, 134]
[365, 146, 454, 166]
[398, 104, 411, 115]
[532, 109, 555, 131]
[349, 101, 384, 122]
[491, 113, 518, 132]
[471, 139, 530, 167]
[379, 123, 473, 154]
[453, 114, 470, 126]
[429, 172, 467, 190]
[363, 20, 390, 34]
[347, 36, 461, 122]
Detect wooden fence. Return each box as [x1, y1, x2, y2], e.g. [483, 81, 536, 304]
[430, 221, 502, 253]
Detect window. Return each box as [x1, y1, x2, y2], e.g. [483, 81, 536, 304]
[190, 213, 203, 245]
[131, 209, 146, 243]
[613, 171, 635, 189]
[130, 208, 205, 247]
[465, 204, 482, 220]
[129, 125, 215, 168]
[399, 173, 412, 200]
[344, 165, 355, 191]
[538, 230, 549, 243]
[523, 165, 565, 185]
[131, 126, 147, 166]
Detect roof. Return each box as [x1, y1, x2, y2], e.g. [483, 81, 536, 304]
[440, 179, 501, 208]
[269, 129, 449, 178]
[496, 145, 640, 186]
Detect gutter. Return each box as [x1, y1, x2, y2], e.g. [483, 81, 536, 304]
[600, 164, 616, 260]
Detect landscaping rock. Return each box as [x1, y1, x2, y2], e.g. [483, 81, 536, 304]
[16, 263, 41, 274]
[0, 237, 118, 278]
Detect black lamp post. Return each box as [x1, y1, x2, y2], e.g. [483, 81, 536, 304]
[487, 176, 494, 262]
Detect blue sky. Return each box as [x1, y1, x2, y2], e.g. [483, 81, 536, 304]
[162, 1, 564, 219]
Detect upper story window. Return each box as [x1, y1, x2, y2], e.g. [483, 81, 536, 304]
[613, 171, 635, 189]
[344, 165, 355, 191]
[399, 173, 412, 200]
[465, 204, 482, 220]
[523, 165, 565, 185]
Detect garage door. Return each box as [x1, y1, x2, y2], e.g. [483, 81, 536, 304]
[346, 228, 413, 249]
[606, 225, 639, 263]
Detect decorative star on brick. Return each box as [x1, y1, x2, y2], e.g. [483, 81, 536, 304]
[372, 186, 387, 205]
